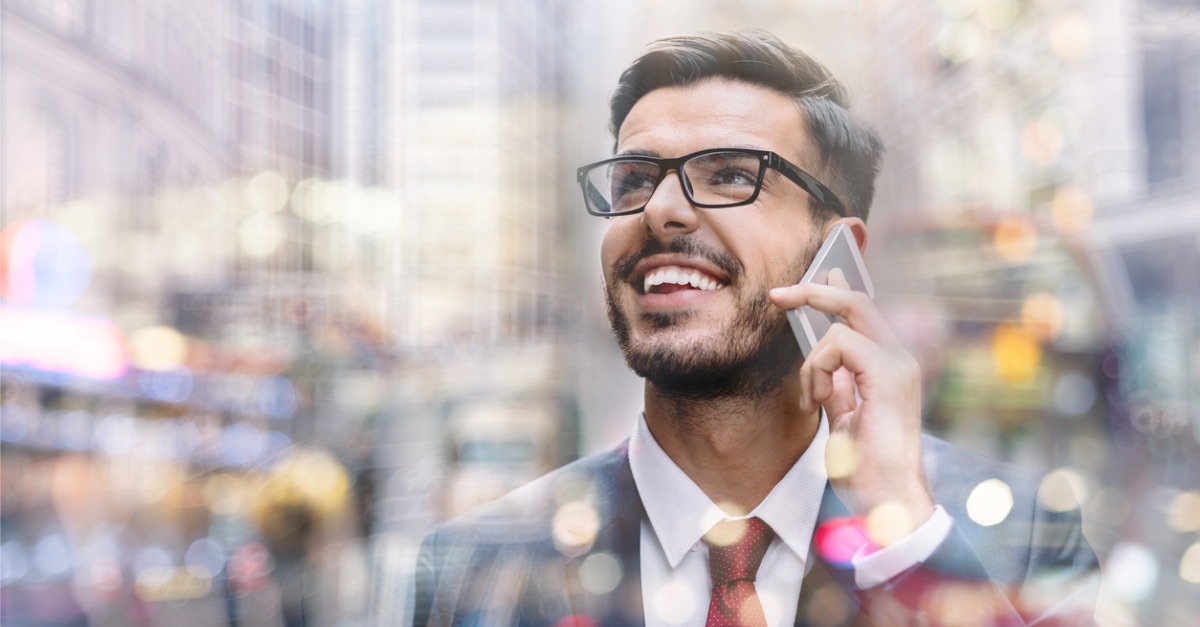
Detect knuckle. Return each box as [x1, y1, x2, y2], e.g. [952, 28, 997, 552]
[835, 291, 869, 316]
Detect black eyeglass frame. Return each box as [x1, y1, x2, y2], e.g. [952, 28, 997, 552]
[575, 147, 847, 218]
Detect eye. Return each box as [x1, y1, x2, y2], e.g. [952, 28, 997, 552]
[690, 153, 760, 188]
[610, 163, 658, 199]
[707, 165, 757, 187]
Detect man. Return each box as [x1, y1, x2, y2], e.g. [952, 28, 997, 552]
[413, 31, 1098, 626]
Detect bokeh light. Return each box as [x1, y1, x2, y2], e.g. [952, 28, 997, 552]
[237, 212, 284, 258]
[138, 366, 194, 403]
[1020, 292, 1065, 341]
[865, 501, 914, 548]
[1167, 491, 1200, 533]
[0, 542, 30, 584]
[1180, 542, 1200, 584]
[578, 551, 622, 595]
[33, 532, 74, 579]
[651, 580, 696, 625]
[256, 375, 298, 419]
[0, 219, 92, 308]
[825, 431, 860, 480]
[992, 323, 1042, 383]
[993, 216, 1039, 262]
[245, 171, 290, 214]
[291, 178, 335, 223]
[814, 517, 870, 566]
[1105, 542, 1158, 602]
[1052, 371, 1098, 417]
[704, 518, 750, 548]
[184, 537, 226, 579]
[260, 448, 350, 519]
[1038, 468, 1087, 512]
[977, 0, 1019, 31]
[1050, 13, 1092, 61]
[1085, 487, 1131, 528]
[205, 473, 248, 516]
[95, 413, 137, 455]
[552, 501, 600, 555]
[1050, 185, 1094, 235]
[966, 478, 1014, 527]
[128, 325, 188, 371]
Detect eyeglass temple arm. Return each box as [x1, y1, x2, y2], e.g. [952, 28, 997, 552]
[770, 156, 848, 217]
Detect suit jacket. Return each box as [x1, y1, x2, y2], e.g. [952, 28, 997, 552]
[413, 435, 1098, 626]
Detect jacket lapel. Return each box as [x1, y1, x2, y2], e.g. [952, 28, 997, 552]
[560, 443, 646, 627]
[794, 482, 864, 627]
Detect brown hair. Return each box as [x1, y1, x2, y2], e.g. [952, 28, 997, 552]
[609, 31, 883, 221]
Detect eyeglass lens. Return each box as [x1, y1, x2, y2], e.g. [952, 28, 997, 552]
[585, 150, 764, 214]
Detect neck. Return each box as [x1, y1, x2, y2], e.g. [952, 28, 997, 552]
[643, 369, 821, 516]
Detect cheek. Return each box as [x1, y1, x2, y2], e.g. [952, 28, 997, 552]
[599, 218, 640, 271]
[742, 229, 814, 285]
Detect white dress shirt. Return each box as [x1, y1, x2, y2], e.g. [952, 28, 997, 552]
[629, 413, 952, 627]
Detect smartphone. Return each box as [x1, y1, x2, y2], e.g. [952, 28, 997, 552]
[786, 223, 874, 358]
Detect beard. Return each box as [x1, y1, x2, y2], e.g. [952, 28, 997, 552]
[605, 235, 820, 401]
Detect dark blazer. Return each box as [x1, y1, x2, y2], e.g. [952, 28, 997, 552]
[413, 435, 1098, 626]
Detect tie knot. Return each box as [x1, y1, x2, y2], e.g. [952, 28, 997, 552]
[702, 517, 776, 587]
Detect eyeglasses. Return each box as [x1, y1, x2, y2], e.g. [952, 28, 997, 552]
[576, 148, 846, 218]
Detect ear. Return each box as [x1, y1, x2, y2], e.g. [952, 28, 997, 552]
[821, 217, 868, 254]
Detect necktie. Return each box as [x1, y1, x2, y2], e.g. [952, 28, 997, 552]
[703, 517, 776, 627]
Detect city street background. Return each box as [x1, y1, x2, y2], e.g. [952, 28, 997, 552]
[1, 0, 1198, 625]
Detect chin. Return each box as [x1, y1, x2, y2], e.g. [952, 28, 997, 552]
[620, 317, 800, 401]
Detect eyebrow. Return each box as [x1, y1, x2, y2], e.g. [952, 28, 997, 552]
[614, 145, 775, 159]
[613, 148, 660, 158]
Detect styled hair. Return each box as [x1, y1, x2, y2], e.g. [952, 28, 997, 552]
[609, 31, 883, 221]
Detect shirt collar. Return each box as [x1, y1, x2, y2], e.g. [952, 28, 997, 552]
[628, 412, 829, 568]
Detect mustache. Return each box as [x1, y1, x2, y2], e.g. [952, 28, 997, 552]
[612, 237, 742, 283]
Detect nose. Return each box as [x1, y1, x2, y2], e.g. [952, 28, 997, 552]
[641, 170, 699, 238]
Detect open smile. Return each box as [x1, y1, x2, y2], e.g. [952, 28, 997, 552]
[625, 256, 733, 311]
[641, 264, 727, 294]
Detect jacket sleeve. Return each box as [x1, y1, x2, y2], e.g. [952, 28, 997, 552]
[856, 502, 1099, 626]
[410, 530, 440, 627]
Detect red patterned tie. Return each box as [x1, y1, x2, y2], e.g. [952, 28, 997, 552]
[703, 517, 776, 627]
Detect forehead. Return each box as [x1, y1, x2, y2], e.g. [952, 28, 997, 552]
[615, 78, 814, 164]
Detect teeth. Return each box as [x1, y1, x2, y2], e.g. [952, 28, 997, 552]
[642, 265, 725, 293]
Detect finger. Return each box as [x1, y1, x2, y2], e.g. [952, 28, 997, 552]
[797, 358, 817, 414]
[807, 353, 834, 406]
[804, 323, 897, 396]
[828, 267, 851, 291]
[770, 282, 899, 348]
[825, 367, 858, 420]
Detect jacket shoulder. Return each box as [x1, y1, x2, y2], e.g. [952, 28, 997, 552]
[920, 434, 1096, 585]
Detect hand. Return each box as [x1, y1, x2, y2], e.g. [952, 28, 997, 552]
[769, 269, 934, 541]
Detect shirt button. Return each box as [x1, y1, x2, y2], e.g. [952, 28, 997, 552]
[690, 542, 701, 552]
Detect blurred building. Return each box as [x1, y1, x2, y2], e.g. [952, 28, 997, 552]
[857, 0, 1200, 622]
[0, 1, 372, 625]
[371, 0, 584, 544]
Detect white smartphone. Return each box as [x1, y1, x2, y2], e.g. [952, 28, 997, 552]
[786, 223, 874, 358]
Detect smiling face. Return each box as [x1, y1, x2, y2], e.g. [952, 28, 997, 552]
[602, 78, 829, 399]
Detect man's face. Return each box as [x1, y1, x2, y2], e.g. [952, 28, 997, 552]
[601, 78, 829, 398]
